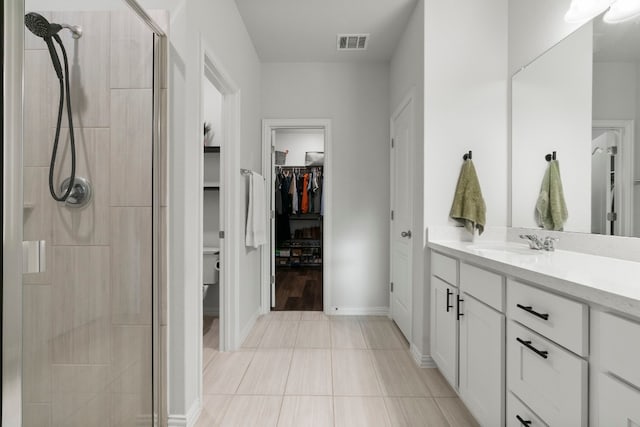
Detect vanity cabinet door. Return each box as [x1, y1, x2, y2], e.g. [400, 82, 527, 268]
[459, 295, 505, 427]
[597, 373, 640, 426]
[431, 276, 458, 389]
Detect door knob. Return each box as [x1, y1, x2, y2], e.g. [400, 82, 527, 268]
[401, 230, 412, 238]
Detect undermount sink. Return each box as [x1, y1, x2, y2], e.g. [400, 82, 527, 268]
[467, 242, 541, 255]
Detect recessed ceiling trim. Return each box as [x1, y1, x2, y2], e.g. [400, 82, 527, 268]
[337, 34, 369, 51]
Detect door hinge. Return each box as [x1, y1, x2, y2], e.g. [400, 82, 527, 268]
[271, 275, 275, 284]
[391, 210, 394, 220]
[271, 145, 275, 153]
[390, 282, 394, 292]
[219, 230, 225, 239]
[391, 138, 394, 148]
[607, 212, 617, 221]
[271, 210, 275, 219]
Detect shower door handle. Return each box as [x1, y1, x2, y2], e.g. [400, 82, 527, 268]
[22, 240, 46, 273]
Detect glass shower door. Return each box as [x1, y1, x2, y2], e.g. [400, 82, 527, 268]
[21, 5, 157, 426]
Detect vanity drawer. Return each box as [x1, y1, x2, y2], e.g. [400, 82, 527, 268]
[595, 311, 640, 389]
[507, 392, 548, 427]
[507, 321, 587, 427]
[460, 262, 504, 312]
[507, 279, 588, 356]
[431, 251, 457, 286]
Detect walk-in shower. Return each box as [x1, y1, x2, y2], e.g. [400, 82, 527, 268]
[3, 1, 168, 425]
[24, 12, 90, 207]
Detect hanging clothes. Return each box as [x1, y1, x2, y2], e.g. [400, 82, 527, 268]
[313, 169, 322, 214]
[301, 173, 310, 213]
[289, 171, 298, 214]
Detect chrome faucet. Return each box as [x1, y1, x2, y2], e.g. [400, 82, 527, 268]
[519, 234, 558, 251]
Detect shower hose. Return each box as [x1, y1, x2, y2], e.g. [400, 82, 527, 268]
[49, 33, 76, 202]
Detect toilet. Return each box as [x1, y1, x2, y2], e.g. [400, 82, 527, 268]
[203, 247, 220, 300]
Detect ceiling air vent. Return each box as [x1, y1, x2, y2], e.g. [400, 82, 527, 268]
[337, 34, 369, 51]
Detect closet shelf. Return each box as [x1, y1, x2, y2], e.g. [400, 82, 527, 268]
[288, 214, 322, 220]
[204, 146, 220, 153]
[204, 182, 220, 190]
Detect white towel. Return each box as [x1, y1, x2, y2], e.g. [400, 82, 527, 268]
[245, 172, 267, 248]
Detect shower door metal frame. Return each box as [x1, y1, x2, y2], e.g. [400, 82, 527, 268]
[3, 0, 26, 425]
[2, 1, 166, 425]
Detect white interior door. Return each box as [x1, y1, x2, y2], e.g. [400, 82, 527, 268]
[390, 96, 414, 340]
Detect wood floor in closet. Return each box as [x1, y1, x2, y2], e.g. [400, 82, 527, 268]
[274, 268, 323, 311]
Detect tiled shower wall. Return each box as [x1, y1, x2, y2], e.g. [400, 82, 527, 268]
[22, 9, 168, 427]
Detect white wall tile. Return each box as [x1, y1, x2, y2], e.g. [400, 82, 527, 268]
[51, 246, 110, 364]
[52, 128, 110, 245]
[110, 89, 153, 206]
[23, 285, 52, 403]
[24, 50, 55, 167]
[23, 167, 54, 285]
[110, 11, 153, 89]
[51, 11, 110, 128]
[23, 403, 51, 427]
[111, 207, 152, 325]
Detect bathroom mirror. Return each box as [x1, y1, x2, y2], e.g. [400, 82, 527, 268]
[512, 14, 640, 237]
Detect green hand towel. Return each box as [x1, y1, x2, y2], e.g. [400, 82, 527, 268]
[535, 160, 568, 231]
[449, 159, 486, 235]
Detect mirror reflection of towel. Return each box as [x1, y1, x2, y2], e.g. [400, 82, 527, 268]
[449, 159, 486, 235]
[535, 160, 568, 231]
[246, 172, 267, 248]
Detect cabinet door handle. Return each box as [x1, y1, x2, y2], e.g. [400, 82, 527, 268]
[456, 295, 464, 320]
[516, 415, 532, 426]
[516, 304, 549, 321]
[516, 337, 548, 359]
[446, 288, 453, 312]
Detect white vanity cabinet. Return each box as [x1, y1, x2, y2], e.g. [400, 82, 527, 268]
[429, 240, 640, 427]
[430, 251, 505, 427]
[591, 310, 640, 426]
[430, 252, 459, 388]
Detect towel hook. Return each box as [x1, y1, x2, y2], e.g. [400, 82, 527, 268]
[463, 150, 472, 161]
[545, 151, 557, 162]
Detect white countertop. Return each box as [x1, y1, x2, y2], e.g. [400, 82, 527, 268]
[429, 239, 640, 319]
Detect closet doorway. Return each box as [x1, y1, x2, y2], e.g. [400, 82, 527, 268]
[262, 120, 332, 313]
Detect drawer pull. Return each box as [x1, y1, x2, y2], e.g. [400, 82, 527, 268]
[517, 304, 549, 321]
[446, 288, 453, 312]
[516, 415, 532, 426]
[516, 337, 549, 359]
[457, 295, 464, 320]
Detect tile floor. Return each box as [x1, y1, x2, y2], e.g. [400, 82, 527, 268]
[197, 312, 479, 427]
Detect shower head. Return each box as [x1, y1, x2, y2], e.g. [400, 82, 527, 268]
[25, 12, 83, 39]
[25, 12, 60, 38]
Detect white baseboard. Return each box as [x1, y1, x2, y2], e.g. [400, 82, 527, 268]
[327, 306, 389, 316]
[410, 343, 436, 368]
[168, 398, 201, 427]
[237, 308, 260, 349]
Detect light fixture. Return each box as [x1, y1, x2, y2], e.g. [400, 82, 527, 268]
[564, 0, 614, 23]
[603, 0, 640, 22]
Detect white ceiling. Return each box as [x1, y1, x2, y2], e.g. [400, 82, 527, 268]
[235, 0, 419, 62]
